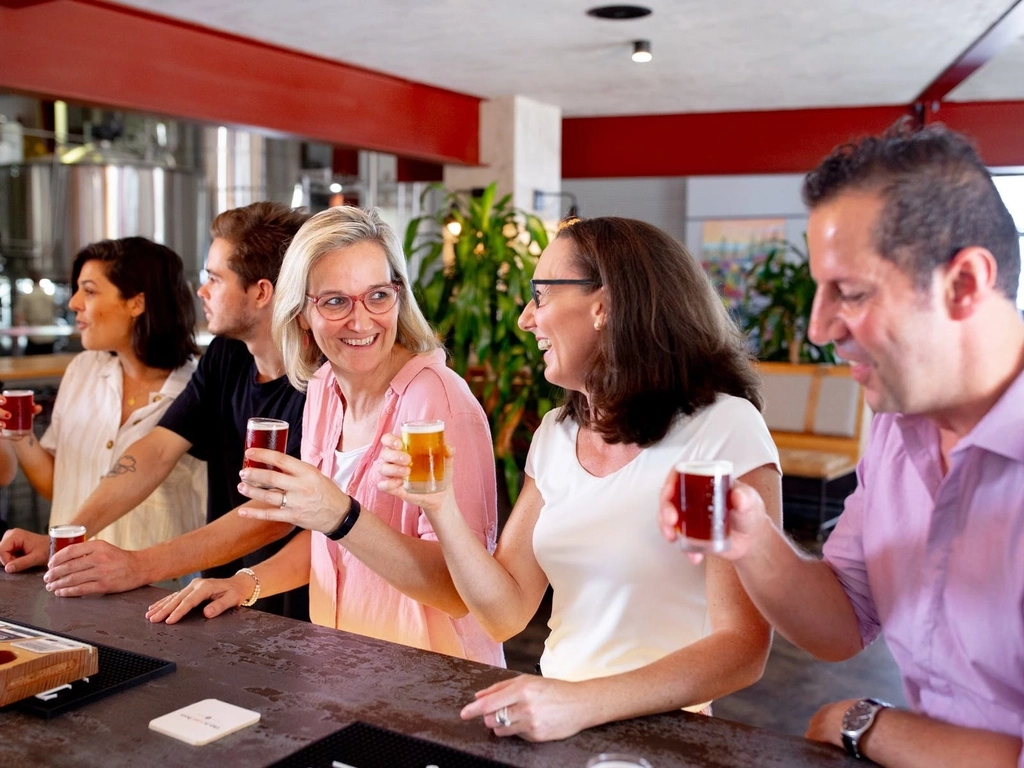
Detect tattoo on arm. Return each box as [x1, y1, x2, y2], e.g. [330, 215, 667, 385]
[106, 455, 138, 477]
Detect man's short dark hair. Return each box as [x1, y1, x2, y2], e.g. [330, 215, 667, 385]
[210, 202, 310, 289]
[803, 118, 1020, 299]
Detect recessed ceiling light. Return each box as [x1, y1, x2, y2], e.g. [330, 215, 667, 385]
[586, 5, 652, 21]
[632, 39, 652, 63]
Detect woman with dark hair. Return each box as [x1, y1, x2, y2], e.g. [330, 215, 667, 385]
[379, 216, 781, 740]
[0, 237, 206, 553]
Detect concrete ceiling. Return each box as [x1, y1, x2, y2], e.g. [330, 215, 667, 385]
[111, 0, 1022, 117]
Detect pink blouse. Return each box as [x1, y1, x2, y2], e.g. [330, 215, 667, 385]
[303, 349, 504, 667]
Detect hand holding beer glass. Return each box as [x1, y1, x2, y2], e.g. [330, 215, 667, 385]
[671, 460, 733, 553]
[401, 420, 451, 494]
[49, 525, 87, 559]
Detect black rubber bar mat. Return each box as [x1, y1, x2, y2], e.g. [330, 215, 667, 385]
[1, 618, 176, 718]
[269, 720, 518, 768]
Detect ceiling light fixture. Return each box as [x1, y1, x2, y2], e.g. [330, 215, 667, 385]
[587, 5, 652, 20]
[632, 39, 652, 63]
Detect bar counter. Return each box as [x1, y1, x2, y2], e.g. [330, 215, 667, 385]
[0, 571, 857, 767]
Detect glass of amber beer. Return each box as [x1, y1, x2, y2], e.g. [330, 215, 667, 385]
[673, 460, 733, 553]
[49, 524, 87, 559]
[401, 420, 450, 494]
[2, 389, 35, 437]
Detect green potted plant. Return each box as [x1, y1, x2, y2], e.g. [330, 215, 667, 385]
[745, 238, 837, 364]
[404, 183, 558, 504]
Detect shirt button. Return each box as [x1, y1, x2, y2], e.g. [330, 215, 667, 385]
[386, 407, 393, 414]
[105, 440, 114, 449]
[154, 395, 162, 402]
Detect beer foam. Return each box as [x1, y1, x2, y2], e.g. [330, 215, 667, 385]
[247, 419, 288, 431]
[674, 460, 733, 476]
[401, 420, 444, 434]
[2, 390, 33, 397]
[49, 524, 87, 537]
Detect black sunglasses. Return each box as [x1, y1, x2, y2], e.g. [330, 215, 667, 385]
[529, 278, 598, 304]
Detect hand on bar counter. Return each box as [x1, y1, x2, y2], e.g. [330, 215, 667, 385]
[0, 528, 50, 572]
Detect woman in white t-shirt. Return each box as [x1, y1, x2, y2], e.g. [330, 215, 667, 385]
[378, 216, 782, 741]
[0, 237, 206, 553]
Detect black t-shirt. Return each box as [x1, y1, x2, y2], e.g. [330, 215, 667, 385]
[159, 336, 309, 620]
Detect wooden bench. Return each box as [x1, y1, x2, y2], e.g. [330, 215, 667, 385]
[756, 362, 871, 538]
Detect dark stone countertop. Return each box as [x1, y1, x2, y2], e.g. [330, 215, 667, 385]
[0, 570, 857, 767]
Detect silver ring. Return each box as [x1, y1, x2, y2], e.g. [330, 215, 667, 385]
[495, 706, 511, 727]
[280, 492, 288, 509]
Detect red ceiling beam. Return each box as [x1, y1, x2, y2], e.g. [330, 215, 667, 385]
[915, 0, 1024, 106]
[928, 101, 1024, 167]
[562, 105, 913, 178]
[0, 0, 480, 165]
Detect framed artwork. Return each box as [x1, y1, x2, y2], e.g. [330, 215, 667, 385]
[700, 218, 786, 320]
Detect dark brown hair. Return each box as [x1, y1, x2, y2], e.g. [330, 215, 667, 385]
[803, 118, 1020, 298]
[555, 217, 762, 446]
[210, 201, 310, 289]
[71, 237, 198, 370]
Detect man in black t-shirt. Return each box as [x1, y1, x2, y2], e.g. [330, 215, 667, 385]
[0, 202, 312, 620]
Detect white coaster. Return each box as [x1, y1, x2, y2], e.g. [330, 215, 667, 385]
[149, 698, 260, 746]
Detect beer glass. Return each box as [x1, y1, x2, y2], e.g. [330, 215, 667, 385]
[673, 459, 733, 553]
[2, 389, 35, 437]
[401, 420, 450, 493]
[49, 525, 87, 559]
[586, 755, 653, 768]
[243, 418, 289, 471]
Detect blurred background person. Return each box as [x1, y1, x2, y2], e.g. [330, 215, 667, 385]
[0, 202, 310, 620]
[14, 268, 58, 355]
[147, 206, 503, 666]
[379, 216, 781, 740]
[0, 237, 206, 556]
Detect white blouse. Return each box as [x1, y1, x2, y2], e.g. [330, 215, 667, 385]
[41, 351, 207, 551]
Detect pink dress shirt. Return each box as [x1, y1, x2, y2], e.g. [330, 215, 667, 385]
[304, 349, 504, 667]
[824, 368, 1024, 761]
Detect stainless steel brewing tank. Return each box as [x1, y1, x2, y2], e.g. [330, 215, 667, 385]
[0, 159, 204, 282]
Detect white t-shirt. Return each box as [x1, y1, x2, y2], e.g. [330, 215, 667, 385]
[526, 394, 779, 709]
[42, 351, 207, 550]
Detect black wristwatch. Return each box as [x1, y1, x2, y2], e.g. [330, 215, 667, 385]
[841, 698, 891, 759]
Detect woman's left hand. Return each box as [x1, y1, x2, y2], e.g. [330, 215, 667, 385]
[237, 449, 351, 535]
[460, 674, 593, 742]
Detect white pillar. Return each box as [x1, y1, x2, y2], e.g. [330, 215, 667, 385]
[443, 96, 562, 216]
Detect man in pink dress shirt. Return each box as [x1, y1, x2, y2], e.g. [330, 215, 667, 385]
[664, 120, 1024, 766]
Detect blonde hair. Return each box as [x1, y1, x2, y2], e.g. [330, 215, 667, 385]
[273, 206, 439, 390]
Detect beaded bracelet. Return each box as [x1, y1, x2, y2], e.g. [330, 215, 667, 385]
[236, 567, 261, 607]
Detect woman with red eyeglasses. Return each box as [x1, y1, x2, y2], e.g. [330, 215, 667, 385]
[147, 206, 503, 668]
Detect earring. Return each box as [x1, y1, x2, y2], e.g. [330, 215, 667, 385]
[594, 319, 603, 331]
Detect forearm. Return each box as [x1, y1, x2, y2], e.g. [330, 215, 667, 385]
[735, 514, 862, 660]
[860, 708, 1021, 768]
[430, 493, 545, 641]
[11, 434, 54, 499]
[249, 530, 312, 598]
[340, 506, 468, 617]
[0, 439, 17, 486]
[572, 625, 772, 728]
[71, 432, 184, 536]
[137, 508, 295, 585]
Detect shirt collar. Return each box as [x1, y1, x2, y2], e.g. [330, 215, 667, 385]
[323, 347, 446, 397]
[895, 365, 1024, 463]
